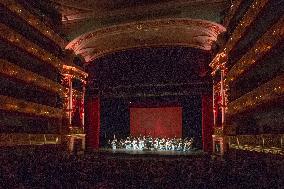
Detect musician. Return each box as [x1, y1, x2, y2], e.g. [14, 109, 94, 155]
[165, 138, 170, 150]
[125, 137, 131, 150]
[138, 137, 144, 150]
[132, 137, 138, 150]
[153, 138, 159, 150]
[177, 138, 182, 151]
[160, 138, 165, 150]
[145, 136, 152, 150]
[183, 138, 188, 151]
[111, 138, 117, 150]
[110, 134, 195, 152]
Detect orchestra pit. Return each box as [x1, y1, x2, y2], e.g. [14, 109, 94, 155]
[0, 0, 283, 188]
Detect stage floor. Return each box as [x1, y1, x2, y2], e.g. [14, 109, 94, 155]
[98, 148, 204, 157]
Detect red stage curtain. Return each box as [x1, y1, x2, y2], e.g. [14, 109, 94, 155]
[85, 97, 100, 149]
[202, 94, 214, 152]
[130, 107, 182, 138]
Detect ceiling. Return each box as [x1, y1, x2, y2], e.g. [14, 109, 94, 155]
[66, 18, 226, 62]
[53, 0, 229, 40]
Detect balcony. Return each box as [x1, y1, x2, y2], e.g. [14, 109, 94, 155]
[228, 134, 284, 155]
[0, 134, 61, 146]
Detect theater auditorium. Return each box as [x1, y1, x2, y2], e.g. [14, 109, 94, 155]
[0, 0, 283, 188]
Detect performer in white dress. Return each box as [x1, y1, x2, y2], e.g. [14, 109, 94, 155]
[111, 138, 117, 150]
[125, 137, 131, 150]
[138, 137, 144, 150]
[132, 138, 138, 150]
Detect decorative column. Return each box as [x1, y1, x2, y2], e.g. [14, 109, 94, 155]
[62, 74, 77, 127]
[81, 83, 86, 130]
[61, 64, 88, 152]
[67, 75, 73, 125]
[210, 52, 228, 155]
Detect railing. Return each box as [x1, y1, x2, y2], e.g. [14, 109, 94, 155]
[0, 23, 86, 79]
[0, 59, 67, 97]
[0, 95, 63, 118]
[0, 0, 66, 48]
[67, 127, 84, 135]
[0, 134, 61, 146]
[227, 74, 284, 116]
[222, 0, 243, 28]
[228, 134, 284, 155]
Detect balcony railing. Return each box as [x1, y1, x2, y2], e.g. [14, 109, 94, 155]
[228, 134, 284, 155]
[66, 127, 84, 135]
[0, 134, 61, 146]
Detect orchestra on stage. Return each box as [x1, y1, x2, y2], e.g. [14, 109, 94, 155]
[109, 135, 194, 151]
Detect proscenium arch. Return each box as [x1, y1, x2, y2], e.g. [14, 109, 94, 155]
[66, 18, 226, 63]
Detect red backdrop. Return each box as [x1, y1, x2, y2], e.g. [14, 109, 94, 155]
[130, 107, 182, 138]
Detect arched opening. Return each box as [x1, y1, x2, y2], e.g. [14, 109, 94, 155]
[65, 18, 225, 153]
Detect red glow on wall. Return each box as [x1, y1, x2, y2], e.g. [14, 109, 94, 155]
[130, 107, 182, 138]
[85, 97, 100, 149]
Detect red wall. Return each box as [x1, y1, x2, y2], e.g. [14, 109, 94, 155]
[85, 97, 100, 149]
[130, 107, 182, 138]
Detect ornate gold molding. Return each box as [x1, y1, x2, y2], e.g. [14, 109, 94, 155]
[65, 127, 84, 135]
[0, 59, 67, 97]
[210, 0, 270, 70]
[0, 0, 66, 48]
[228, 134, 284, 155]
[0, 95, 63, 118]
[224, 0, 269, 51]
[213, 127, 224, 136]
[57, 0, 228, 24]
[227, 74, 284, 116]
[66, 18, 226, 62]
[214, 126, 236, 136]
[222, 0, 243, 28]
[0, 23, 62, 69]
[72, 89, 84, 99]
[0, 134, 61, 146]
[62, 65, 88, 81]
[0, 23, 86, 78]
[225, 16, 284, 83]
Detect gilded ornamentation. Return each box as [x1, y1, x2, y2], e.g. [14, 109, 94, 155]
[226, 17, 284, 83]
[222, 0, 243, 28]
[0, 0, 66, 48]
[0, 59, 67, 97]
[0, 95, 63, 118]
[228, 135, 284, 155]
[0, 23, 87, 79]
[0, 134, 61, 146]
[66, 18, 226, 62]
[227, 75, 284, 116]
[210, 0, 270, 70]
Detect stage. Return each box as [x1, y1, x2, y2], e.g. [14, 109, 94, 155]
[98, 148, 204, 157]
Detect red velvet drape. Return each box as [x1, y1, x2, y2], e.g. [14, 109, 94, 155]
[86, 97, 100, 149]
[130, 107, 182, 138]
[202, 94, 214, 152]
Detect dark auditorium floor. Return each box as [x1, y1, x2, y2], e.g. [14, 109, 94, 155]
[0, 146, 283, 189]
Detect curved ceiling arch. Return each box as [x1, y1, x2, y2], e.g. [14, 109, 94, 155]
[66, 18, 226, 63]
